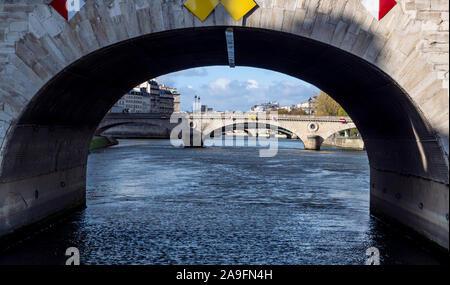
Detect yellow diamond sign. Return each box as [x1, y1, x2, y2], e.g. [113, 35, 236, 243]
[184, 0, 220, 21]
[184, 0, 257, 22]
[221, 0, 256, 21]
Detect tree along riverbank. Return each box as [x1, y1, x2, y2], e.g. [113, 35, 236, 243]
[90, 136, 118, 152]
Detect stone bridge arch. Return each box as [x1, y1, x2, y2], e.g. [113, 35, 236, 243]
[0, 0, 448, 249]
[95, 121, 135, 135]
[96, 121, 171, 137]
[201, 121, 298, 138]
[197, 116, 358, 150]
[96, 113, 174, 137]
[320, 122, 358, 141]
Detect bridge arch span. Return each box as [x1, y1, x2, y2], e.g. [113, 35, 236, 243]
[198, 117, 358, 150]
[96, 121, 171, 138]
[321, 123, 358, 142]
[0, 1, 447, 249]
[95, 122, 138, 136]
[202, 122, 301, 141]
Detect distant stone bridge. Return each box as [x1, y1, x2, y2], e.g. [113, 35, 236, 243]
[97, 113, 174, 139]
[98, 112, 357, 150]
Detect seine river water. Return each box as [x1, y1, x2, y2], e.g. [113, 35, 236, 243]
[0, 138, 446, 265]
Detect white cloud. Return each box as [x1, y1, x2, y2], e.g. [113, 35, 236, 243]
[209, 78, 231, 90]
[178, 78, 319, 112]
[246, 79, 259, 89]
[163, 68, 209, 77]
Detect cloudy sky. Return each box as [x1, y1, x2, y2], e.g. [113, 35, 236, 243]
[158, 66, 319, 112]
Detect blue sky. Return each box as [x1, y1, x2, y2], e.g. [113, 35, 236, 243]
[158, 66, 319, 112]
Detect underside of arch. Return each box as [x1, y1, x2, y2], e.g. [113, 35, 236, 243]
[203, 123, 298, 140]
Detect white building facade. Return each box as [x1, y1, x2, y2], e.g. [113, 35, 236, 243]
[111, 79, 180, 114]
[297, 96, 318, 115]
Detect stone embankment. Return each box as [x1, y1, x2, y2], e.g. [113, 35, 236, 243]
[323, 137, 365, 150]
[90, 136, 118, 151]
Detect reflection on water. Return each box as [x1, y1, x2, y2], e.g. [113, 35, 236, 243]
[0, 138, 446, 265]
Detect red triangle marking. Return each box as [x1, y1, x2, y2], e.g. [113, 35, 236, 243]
[50, 0, 68, 20]
[379, 0, 397, 20]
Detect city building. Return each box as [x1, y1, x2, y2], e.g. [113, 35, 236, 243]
[297, 96, 318, 115]
[250, 101, 279, 112]
[114, 85, 151, 113]
[201, 105, 213, 113]
[110, 105, 124, 113]
[110, 79, 180, 114]
[159, 85, 175, 113]
[193, 96, 201, 112]
[148, 79, 161, 113]
[173, 91, 181, 112]
[280, 104, 297, 112]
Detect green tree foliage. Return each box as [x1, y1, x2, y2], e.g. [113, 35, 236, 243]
[276, 108, 308, 115]
[315, 91, 348, 116]
[338, 128, 359, 137]
[315, 91, 359, 136]
[337, 106, 348, 116]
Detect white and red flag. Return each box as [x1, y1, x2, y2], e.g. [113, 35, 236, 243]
[361, 0, 397, 21]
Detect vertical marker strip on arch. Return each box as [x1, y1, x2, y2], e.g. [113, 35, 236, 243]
[226, 28, 235, 68]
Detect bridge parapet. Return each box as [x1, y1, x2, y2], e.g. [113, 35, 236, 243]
[104, 112, 354, 123]
[186, 113, 354, 123]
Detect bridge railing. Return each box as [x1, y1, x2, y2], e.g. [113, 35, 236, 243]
[104, 112, 353, 123]
[187, 113, 353, 123]
[104, 112, 170, 119]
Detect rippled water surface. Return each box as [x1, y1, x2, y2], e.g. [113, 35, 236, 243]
[0, 139, 445, 265]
